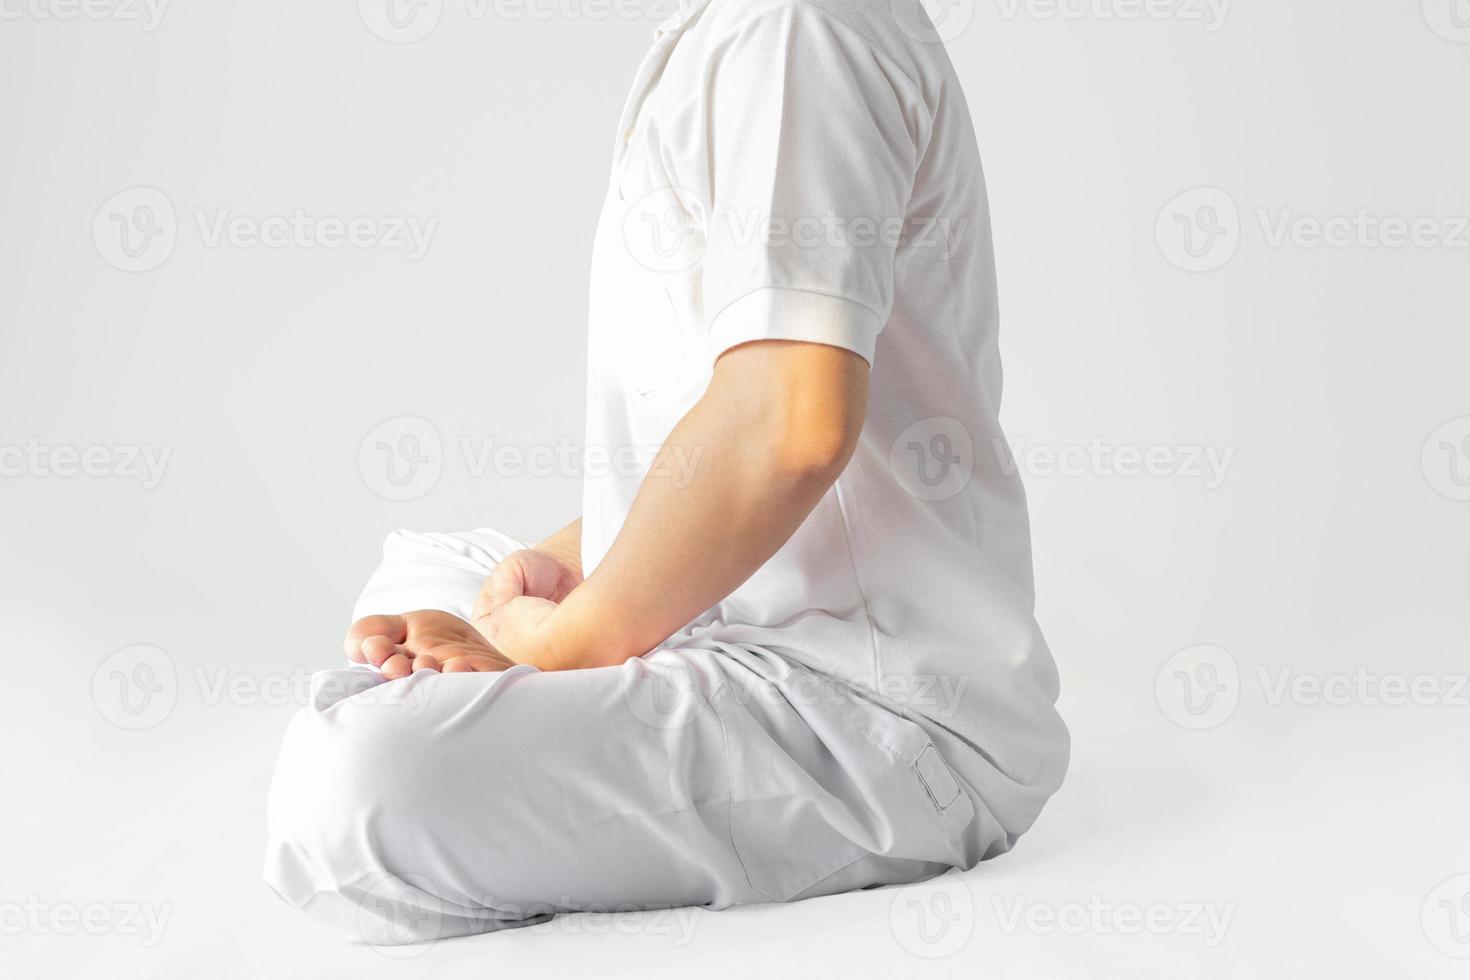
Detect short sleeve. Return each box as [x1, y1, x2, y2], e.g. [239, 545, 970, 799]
[698, 4, 922, 366]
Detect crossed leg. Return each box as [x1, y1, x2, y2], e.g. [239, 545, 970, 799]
[263, 529, 989, 944]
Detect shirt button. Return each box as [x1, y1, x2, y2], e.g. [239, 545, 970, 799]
[623, 126, 636, 143]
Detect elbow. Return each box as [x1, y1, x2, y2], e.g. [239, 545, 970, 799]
[709, 338, 871, 492]
[766, 405, 862, 490]
[780, 429, 858, 487]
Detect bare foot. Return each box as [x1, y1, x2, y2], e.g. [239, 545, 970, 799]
[344, 610, 514, 680]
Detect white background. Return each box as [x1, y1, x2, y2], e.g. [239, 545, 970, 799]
[1, 1, 1467, 976]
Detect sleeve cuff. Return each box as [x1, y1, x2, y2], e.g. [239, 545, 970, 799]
[706, 287, 885, 367]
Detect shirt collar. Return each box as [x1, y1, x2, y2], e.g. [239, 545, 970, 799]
[655, 0, 713, 36]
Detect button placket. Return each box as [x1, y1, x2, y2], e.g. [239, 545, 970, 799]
[610, 11, 694, 193]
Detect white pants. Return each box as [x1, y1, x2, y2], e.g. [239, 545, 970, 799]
[263, 529, 997, 944]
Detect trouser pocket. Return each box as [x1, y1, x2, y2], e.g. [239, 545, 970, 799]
[711, 684, 869, 902]
[709, 668, 977, 904]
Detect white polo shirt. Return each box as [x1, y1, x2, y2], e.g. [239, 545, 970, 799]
[581, 0, 1068, 838]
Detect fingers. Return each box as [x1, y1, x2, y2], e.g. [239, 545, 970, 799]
[484, 594, 529, 634]
[344, 614, 407, 662]
[472, 555, 528, 623]
[485, 594, 558, 644]
[480, 604, 502, 640]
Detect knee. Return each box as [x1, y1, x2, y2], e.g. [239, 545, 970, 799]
[379, 528, 506, 572]
[263, 673, 512, 944]
[380, 527, 434, 560]
[263, 673, 437, 903]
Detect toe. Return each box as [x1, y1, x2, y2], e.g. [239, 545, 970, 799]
[381, 652, 413, 679]
[344, 614, 407, 660]
[360, 634, 400, 668]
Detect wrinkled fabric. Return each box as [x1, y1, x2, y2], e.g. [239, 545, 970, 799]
[585, 0, 1069, 838]
[263, 529, 1003, 944]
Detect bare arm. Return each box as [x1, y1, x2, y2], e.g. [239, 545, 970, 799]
[536, 518, 583, 567]
[487, 339, 868, 671]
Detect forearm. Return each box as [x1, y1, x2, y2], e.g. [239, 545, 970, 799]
[523, 342, 867, 671]
[534, 517, 583, 575]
